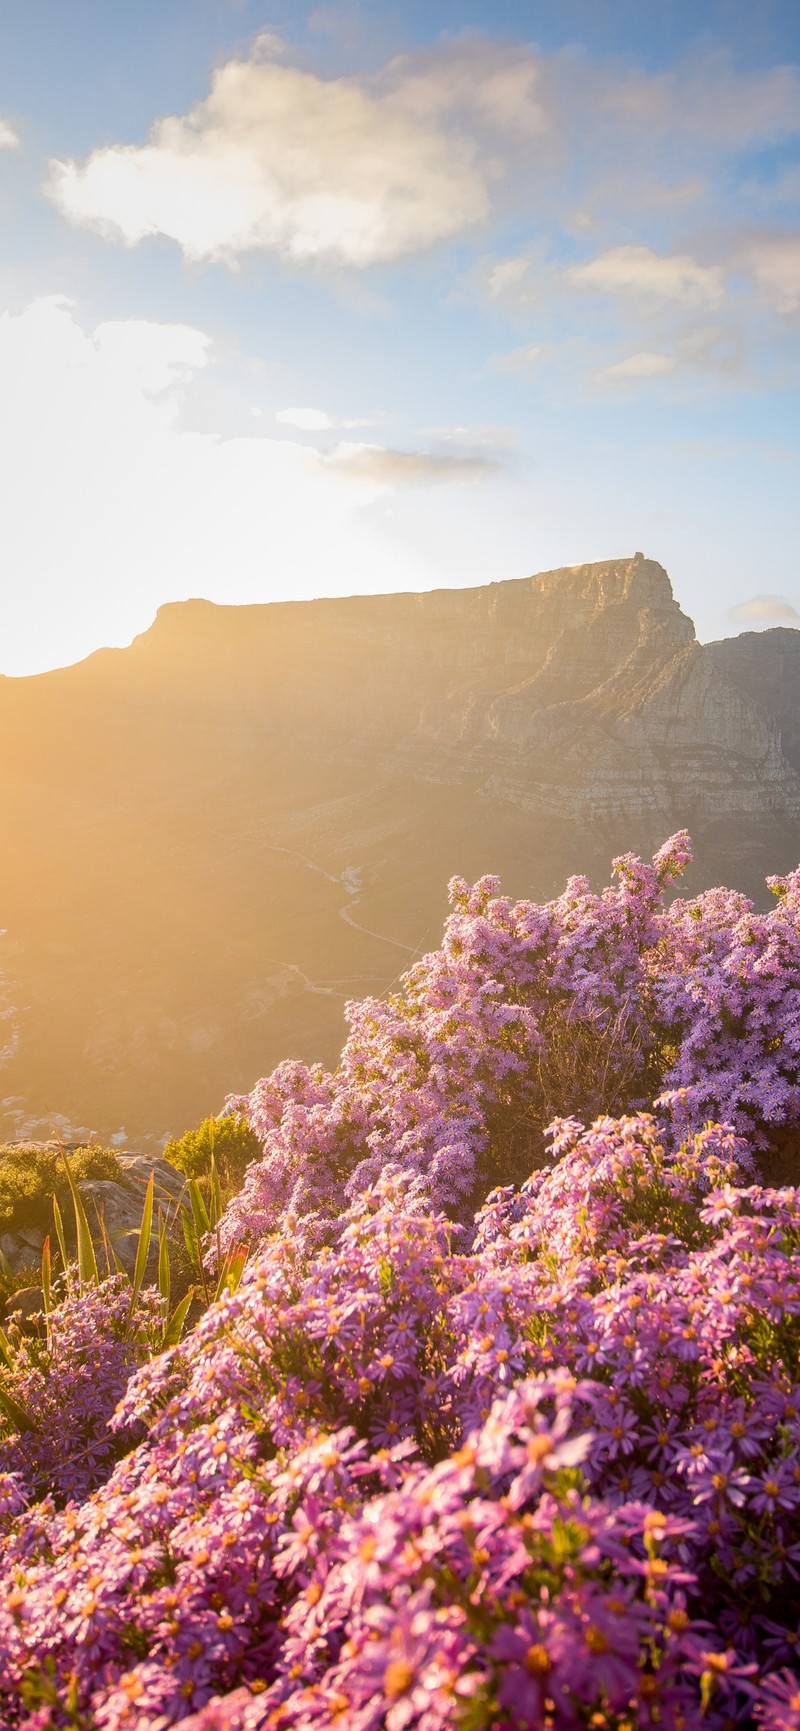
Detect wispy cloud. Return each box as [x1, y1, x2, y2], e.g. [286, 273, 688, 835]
[594, 350, 676, 388]
[487, 343, 544, 374]
[324, 442, 502, 484]
[730, 594, 800, 625]
[0, 118, 19, 150]
[275, 405, 375, 430]
[567, 245, 724, 309]
[740, 233, 800, 314]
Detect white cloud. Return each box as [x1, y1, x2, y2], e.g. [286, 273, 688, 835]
[487, 257, 531, 297]
[488, 343, 544, 374]
[0, 297, 452, 675]
[45, 35, 547, 267]
[324, 442, 501, 484]
[594, 350, 676, 387]
[418, 423, 517, 451]
[0, 118, 19, 150]
[276, 406, 335, 430]
[275, 405, 374, 430]
[730, 594, 800, 624]
[568, 245, 724, 308]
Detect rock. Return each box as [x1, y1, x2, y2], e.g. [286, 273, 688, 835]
[706, 628, 800, 776]
[79, 1181, 152, 1275]
[114, 1153, 187, 1210]
[0, 1232, 42, 1275]
[5, 1284, 45, 1331]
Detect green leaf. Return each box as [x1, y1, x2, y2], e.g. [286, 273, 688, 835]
[157, 1209, 171, 1313]
[164, 1288, 194, 1347]
[213, 1241, 248, 1303]
[127, 1172, 154, 1331]
[61, 1153, 99, 1288]
[188, 1178, 210, 1240]
[41, 1235, 52, 1318]
[209, 1150, 222, 1228]
[0, 1384, 37, 1433]
[0, 1325, 14, 1370]
[182, 1205, 199, 1263]
[52, 1194, 68, 1273]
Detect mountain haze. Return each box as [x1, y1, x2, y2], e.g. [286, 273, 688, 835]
[2, 554, 800, 1147]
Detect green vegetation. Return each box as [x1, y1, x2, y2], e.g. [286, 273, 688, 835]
[0, 1143, 121, 1237]
[163, 1112, 260, 1195]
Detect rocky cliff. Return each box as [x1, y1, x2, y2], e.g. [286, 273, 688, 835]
[1, 554, 799, 1146]
[706, 627, 800, 777]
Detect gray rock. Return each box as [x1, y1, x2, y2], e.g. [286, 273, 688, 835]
[5, 1284, 45, 1332]
[81, 1180, 162, 1277]
[0, 1232, 42, 1274]
[115, 1153, 187, 1211]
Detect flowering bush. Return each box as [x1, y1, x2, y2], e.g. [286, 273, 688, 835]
[0, 1118, 799, 1727]
[0, 1276, 162, 1505]
[219, 834, 800, 1255]
[0, 837, 799, 1729]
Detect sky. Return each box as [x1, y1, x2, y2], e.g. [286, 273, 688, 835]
[0, 1, 799, 674]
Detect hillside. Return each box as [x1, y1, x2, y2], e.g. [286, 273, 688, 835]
[2, 552, 800, 1146]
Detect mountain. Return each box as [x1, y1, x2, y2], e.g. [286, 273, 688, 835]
[2, 553, 800, 1148]
[706, 627, 800, 776]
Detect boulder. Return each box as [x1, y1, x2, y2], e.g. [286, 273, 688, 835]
[0, 1232, 42, 1275]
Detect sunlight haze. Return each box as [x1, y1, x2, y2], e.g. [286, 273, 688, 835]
[0, 0, 798, 671]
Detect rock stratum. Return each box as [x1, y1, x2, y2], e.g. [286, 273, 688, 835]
[1, 553, 800, 1146]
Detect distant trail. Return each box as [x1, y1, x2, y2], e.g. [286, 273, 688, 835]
[338, 900, 417, 954]
[263, 844, 417, 958]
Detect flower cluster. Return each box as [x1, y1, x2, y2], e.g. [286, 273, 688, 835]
[0, 837, 799, 1729]
[220, 833, 800, 1254]
[0, 1276, 162, 1505]
[0, 1118, 799, 1727]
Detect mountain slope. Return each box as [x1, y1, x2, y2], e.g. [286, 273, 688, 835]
[2, 553, 799, 1146]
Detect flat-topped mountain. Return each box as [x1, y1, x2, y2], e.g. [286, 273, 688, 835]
[2, 554, 800, 1146]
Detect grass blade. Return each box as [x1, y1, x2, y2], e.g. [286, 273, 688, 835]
[52, 1194, 68, 1273]
[164, 1288, 194, 1347]
[61, 1153, 99, 1288]
[213, 1241, 248, 1303]
[41, 1235, 52, 1316]
[209, 1150, 222, 1227]
[0, 1385, 37, 1432]
[157, 1208, 170, 1320]
[127, 1173, 154, 1330]
[188, 1178, 210, 1240]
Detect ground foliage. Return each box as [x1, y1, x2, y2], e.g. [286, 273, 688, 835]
[0, 838, 800, 1728]
[0, 1144, 122, 1238]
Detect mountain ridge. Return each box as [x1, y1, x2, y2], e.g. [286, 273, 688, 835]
[2, 553, 800, 1147]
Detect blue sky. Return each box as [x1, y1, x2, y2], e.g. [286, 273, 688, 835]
[0, 1, 798, 673]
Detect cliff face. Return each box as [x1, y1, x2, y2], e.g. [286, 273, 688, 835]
[1, 554, 799, 1147]
[706, 628, 800, 777]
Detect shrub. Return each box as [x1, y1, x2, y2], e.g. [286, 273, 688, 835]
[164, 1114, 262, 1197]
[0, 1143, 121, 1237]
[219, 831, 800, 1258]
[0, 1119, 798, 1727]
